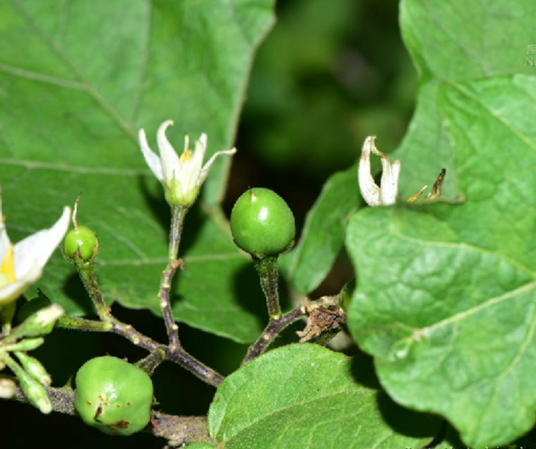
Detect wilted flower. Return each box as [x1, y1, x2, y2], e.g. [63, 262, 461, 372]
[358, 136, 401, 206]
[0, 199, 70, 306]
[139, 120, 237, 207]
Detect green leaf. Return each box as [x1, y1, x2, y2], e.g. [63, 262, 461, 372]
[281, 165, 361, 295]
[0, 0, 274, 342]
[347, 0, 536, 446]
[208, 344, 438, 449]
[185, 444, 215, 449]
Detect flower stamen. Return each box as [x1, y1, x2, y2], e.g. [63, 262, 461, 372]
[0, 244, 16, 284]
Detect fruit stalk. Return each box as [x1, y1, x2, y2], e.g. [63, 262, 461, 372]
[253, 255, 282, 319]
[77, 262, 111, 321]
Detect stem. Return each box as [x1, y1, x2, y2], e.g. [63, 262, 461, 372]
[253, 256, 282, 319]
[10, 379, 213, 446]
[242, 306, 306, 365]
[159, 205, 187, 348]
[135, 349, 166, 376]
[77, 262, 111, 321]
[56, 315, 224, 387]
[57, 315, 112, 332]
[152, 412, 211, 446]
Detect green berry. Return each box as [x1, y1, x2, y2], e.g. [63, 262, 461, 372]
[63, 226, 98, 262]
[230, 188, 296, 258]
[74, 356, 153, 436]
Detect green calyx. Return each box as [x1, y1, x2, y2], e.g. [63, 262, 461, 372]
[74, 356, 154, 436]
[63, 225, 98, 263]
[230, 188, 296, 258]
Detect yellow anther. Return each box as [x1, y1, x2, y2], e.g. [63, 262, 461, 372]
[0, 244, 16, 283]
[179, 149, 193, 163]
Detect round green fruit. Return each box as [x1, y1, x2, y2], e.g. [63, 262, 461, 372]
[63, 226, 98, 262]
[74, 356, 153, 436]
[230, 188, 296, 258]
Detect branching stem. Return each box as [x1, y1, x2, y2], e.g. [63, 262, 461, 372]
[56, 315, 224, 387]
[242, 305, 306, 365]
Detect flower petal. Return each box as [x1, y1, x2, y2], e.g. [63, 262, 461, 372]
[198, 147, 237, 185]
[157, 120, 181, 185]
[358, 136, 382, 206]
[0, 277, 34, 305]
[13, 207, 71, 282]
[187, 135, 207, 188]
[379, 158, 400, 206]
[139, 128, 164, 182]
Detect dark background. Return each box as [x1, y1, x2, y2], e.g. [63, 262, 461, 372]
[1, 0, 418, 447]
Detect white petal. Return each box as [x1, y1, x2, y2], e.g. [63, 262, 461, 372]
[0, 277, 33, 305]
[13, 207, 71, 281]
[139, 129, 164, 182]
[186, 138, 206, 188]
[0, 225, 11, 262]
[198, 147, 237, 185]
[157, 120, 181, 185]
[358, 136, 382, 206]
[380, 159, 401, 206]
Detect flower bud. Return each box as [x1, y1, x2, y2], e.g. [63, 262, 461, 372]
[15, 352, 51, 386]
[4, 337, 44, 352]
[16, 304, 63, 338]
[0, 377, 16, 399]
[17, 366, 52, 414]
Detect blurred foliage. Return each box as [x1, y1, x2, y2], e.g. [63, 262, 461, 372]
[234, 0, 416, 194]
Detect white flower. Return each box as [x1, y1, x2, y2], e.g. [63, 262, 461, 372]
[139, 120, 237, 207]
[0, 199, 70, 306]
[358, 136, 401, 206]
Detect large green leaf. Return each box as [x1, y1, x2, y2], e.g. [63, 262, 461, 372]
[0, 0, 274, 343]
[281, 165, 361, 295]
[208, 344, 438, 449]
[347, 0, 536, 446]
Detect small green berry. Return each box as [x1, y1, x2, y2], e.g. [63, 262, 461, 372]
[63, 226, 98, 262]
[230, 188, 296, 258]
[74, 356, 153, 436]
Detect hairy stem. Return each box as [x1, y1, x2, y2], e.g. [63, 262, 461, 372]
[253, 256, 282, 319]
[159, 205, 187, 348]
[77, 262, 111, 321]
[242, 305, 307, 365]
[135, 349, 166, 376]
[10, 380, 211, 446]
[56, 315, 224, 387]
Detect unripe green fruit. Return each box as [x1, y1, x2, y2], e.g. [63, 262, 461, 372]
[230, 188, 296, 258]
[63, 226, 98, 262]
[74, 356, 153, 436]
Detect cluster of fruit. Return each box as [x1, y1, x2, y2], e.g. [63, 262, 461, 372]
[60, 187, 295, 436]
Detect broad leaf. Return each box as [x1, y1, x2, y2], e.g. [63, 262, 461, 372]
[0, 0, 275, 342]
[208, 344, 438, 449]
[281, 165, 361, 295]
[347, 0, 536, 446]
